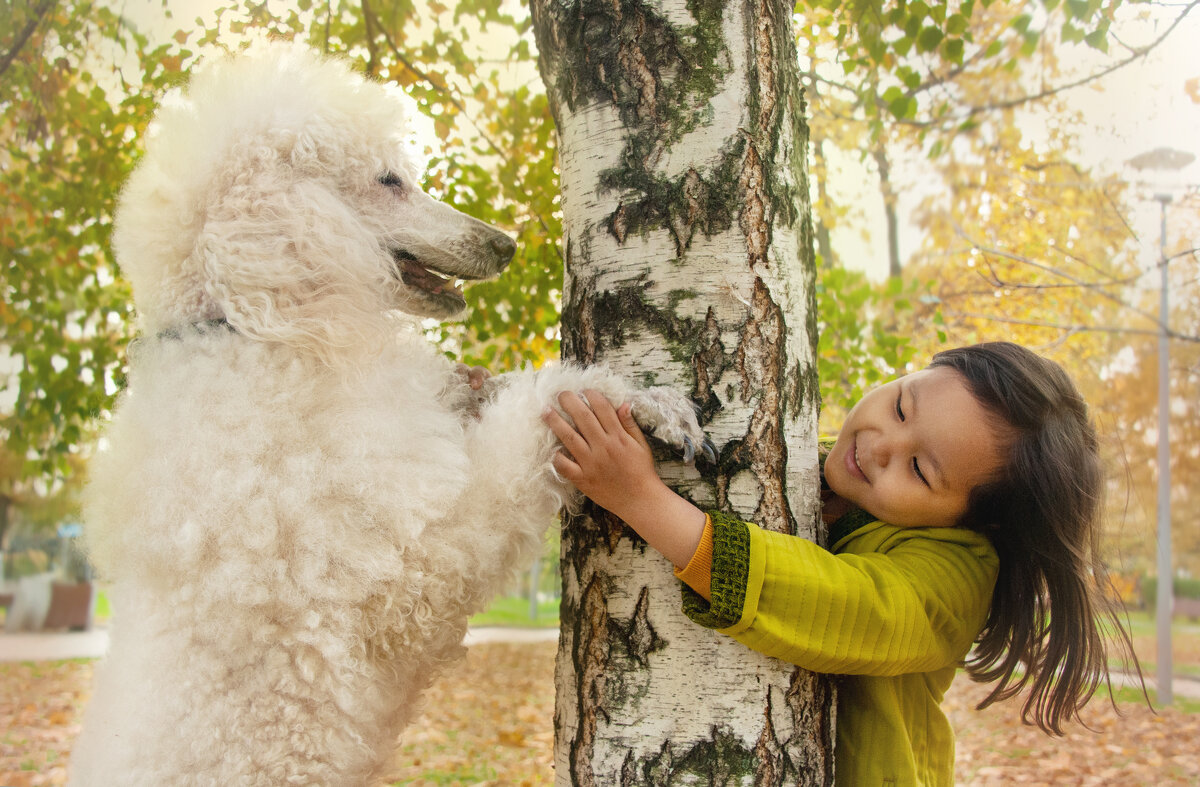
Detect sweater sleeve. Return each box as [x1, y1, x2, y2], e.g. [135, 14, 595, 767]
[681, 512, 999, 677]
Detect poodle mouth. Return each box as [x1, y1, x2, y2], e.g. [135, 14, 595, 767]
[393, 251, 469, 308]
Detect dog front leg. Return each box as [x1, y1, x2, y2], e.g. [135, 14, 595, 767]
[434, 364, 709, 612]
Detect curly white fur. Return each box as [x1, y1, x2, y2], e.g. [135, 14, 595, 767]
[71, 45, 705, 785]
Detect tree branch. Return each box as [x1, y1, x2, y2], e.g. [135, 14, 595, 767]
[805, 0, 1200, 131]
[953, 221, 1167, 330]
[941, 308, 1200, 343]
[945, 309, 1200, 343]
[0, 0, 57, 82]
[960, 0, 1200, 119]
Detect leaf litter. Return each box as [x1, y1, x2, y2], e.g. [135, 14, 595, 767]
[2, 641, 1197, 786]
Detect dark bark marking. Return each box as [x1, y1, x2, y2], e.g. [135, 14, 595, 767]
[567, 572, 611, 786]
[727, 277, 794, 534]
[561, 261, 599, 365]
[633, 726, 758, 786]
[610, 585, 663, 668]
[738, 142, 770, 269]
[694, 306, 726, 422]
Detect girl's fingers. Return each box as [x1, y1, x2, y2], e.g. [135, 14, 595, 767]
[582, 389, 623, 435]
[550, 449, 583, 480]
[542, 405, 590, 459]
[557, 391, 606, 444]
[616, 402, 650, 448]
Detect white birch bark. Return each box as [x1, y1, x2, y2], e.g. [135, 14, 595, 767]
[530, 1, 832, 783]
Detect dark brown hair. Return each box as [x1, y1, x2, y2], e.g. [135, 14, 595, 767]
[930, 342, 1140, 734]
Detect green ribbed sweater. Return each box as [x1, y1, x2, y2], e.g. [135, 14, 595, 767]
[682, 511, 998, 787]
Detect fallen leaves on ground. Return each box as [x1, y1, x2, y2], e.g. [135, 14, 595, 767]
[0, 660, 92, 787]
[946, 674, 1200, 785]
[387, 642, 556, 786]
[3, 640, 1198, 786]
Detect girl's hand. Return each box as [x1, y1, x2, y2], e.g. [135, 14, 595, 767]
[542, 389, 706, 568]
[542, 390, 661, 517]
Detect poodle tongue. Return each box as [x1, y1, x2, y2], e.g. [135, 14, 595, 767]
[400, 257, 460, 295]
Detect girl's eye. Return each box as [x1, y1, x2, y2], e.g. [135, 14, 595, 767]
[379, 171, 404, 189]
[895, 390, 906, 422]
[912, 458, 931, 488]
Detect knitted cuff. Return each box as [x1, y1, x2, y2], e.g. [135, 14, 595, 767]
[673, 514, 714, 600]
[680, 511, 752, 630]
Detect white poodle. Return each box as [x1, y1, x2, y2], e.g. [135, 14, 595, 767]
[71, 46, 705, 785]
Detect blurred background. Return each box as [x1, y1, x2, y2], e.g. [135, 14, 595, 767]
[0, 0, 1197, 658]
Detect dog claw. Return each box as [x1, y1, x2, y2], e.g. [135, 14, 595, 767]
[702, 439, 717, 465]
[682, 436, 696, 464]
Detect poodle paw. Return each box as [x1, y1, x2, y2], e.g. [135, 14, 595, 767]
[628, 387, 715, 465]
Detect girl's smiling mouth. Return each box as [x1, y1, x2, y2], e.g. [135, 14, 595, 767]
[847, 437, 868, 483]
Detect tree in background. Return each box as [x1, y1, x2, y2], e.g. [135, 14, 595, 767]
[793, 0, 1199, 577]
[1, 1, 190, 484]
[0, 0, 561, 536]
[796, 0, 1196, 393]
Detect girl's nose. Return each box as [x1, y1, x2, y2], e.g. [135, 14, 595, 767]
[872, 432, 908, 468]
[874, 441, 892, 468]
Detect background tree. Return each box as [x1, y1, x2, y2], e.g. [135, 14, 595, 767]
[793, 0, 1199, 579]
[0, 0, 564, 553]
[796, 0, 1197, 408]
[530, 1, 830, 782]
[0, 1, 190, 484]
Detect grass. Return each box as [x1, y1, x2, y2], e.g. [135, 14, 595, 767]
[81, 588, 555, 630]
[468, 595, 559, 628]
[1079, 678, 1200, 714]
[93, 589, 111, 625]
[1107, 608, 1200, 680]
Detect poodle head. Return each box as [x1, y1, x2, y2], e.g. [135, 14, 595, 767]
[113, 43, 515, 365]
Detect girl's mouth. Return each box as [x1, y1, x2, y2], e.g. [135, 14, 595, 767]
[846, 438, 868, 483]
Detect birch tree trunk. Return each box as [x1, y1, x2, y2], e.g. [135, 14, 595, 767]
[529, 2, 832, 783]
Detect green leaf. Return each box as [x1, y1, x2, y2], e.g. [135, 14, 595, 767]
[1084, 28, 1108, 51]
[941, 37, 964, 64]
[916, 26, 944, 53]
[888, 95, 916, 119]
[1066, 0, 1092, 20]
[1061, 21, 1085, 44]
[897, 65, 922, 90]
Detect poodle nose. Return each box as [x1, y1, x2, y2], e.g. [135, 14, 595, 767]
[491, 234, 517, 267]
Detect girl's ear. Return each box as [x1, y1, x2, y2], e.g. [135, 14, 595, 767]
[196, 175, 395, 369]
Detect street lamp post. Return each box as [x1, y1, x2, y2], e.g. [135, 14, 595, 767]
[1126, 146, 1195, 707]
[1153, 192, 1172, 706]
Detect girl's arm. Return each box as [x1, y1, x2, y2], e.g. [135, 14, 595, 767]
[544, 391, 998, 676]
[542, 389, 708, 569]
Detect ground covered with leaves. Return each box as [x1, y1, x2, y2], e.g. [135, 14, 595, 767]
[2, 641, 1198, 786]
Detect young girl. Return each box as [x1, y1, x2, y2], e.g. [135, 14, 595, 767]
[542, 341, 1137, 786]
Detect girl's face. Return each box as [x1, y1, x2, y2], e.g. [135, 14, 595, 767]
[825, 366, 1008, 529]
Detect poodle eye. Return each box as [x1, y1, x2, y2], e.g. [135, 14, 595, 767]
[378, 171, 404, 190]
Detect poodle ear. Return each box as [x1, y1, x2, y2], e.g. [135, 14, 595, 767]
[196, 176, 395, 368]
